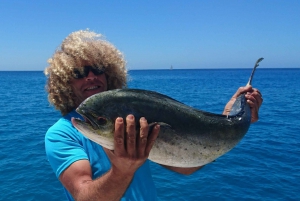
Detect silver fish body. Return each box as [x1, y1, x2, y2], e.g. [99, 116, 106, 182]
[73, 89, 250, 167]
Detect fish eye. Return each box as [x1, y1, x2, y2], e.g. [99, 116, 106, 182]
[97, 117, 107, 125]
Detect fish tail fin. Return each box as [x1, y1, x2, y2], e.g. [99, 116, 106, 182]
[247, 57, 264, 86]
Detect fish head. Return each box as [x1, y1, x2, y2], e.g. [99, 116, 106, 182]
[71, 115, 115, 150]
[71, 92, 121, 149]
[73, 108, 114, 135]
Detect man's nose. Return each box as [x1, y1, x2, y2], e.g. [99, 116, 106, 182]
[85, 70, 97, 80]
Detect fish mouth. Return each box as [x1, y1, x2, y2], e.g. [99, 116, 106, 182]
[75, 108, 108, 130]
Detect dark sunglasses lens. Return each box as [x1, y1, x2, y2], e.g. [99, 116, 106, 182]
[73, 69, 84, 79]
[73, 66, 104, 79]
[91, 67, 105, 75]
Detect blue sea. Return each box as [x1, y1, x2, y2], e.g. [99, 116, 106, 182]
[0, 68, 299, 201]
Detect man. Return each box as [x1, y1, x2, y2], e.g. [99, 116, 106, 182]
[44, 30, 263, 201]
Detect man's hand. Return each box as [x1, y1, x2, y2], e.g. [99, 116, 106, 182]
[104, 115, 160, 176]
[223, 85, 263, 123]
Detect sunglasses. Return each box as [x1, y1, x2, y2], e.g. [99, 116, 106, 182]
[72, 66, 105, 79]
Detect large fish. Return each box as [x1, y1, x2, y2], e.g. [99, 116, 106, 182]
[72, 58, 263, 167]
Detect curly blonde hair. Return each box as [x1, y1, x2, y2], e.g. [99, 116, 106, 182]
[44, 30, 127, 115]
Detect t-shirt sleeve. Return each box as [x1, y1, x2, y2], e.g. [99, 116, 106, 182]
[45, 118, 89, 178]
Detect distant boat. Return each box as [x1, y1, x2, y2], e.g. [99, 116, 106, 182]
[170, 65, 173, 70]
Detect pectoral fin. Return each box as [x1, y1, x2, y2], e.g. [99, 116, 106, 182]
[148, 122, 173, 135]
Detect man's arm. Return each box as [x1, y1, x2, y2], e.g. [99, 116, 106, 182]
[60, 115, 160, 201]
[59, 160, 133, 201]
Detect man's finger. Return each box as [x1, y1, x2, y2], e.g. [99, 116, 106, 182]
[138, 117, 149, 157]
[126, 115, 136, 157]
[114, 117, 125, 156]
[145, 124, 160, 156]
[233, 85, 253, 98]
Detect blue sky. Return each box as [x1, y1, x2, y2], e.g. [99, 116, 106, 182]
[0, 0, 299, 70]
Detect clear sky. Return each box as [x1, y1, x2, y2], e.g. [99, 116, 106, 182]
[0, 0, 299, 70]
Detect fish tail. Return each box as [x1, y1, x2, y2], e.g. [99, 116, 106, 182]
[246, 57, 264, 86]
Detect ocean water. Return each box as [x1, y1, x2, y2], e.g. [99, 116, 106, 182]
[0, 68, 299, 201]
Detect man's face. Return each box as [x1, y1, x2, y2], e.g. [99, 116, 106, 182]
[70, 68, 108, 105]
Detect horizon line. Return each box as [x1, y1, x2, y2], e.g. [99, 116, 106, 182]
[0, 67, 300, 72]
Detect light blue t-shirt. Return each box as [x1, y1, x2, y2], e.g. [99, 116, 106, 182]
[45, 110, 158, 201]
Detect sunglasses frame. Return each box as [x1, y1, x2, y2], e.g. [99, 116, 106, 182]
[72, 66, 105, 79]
